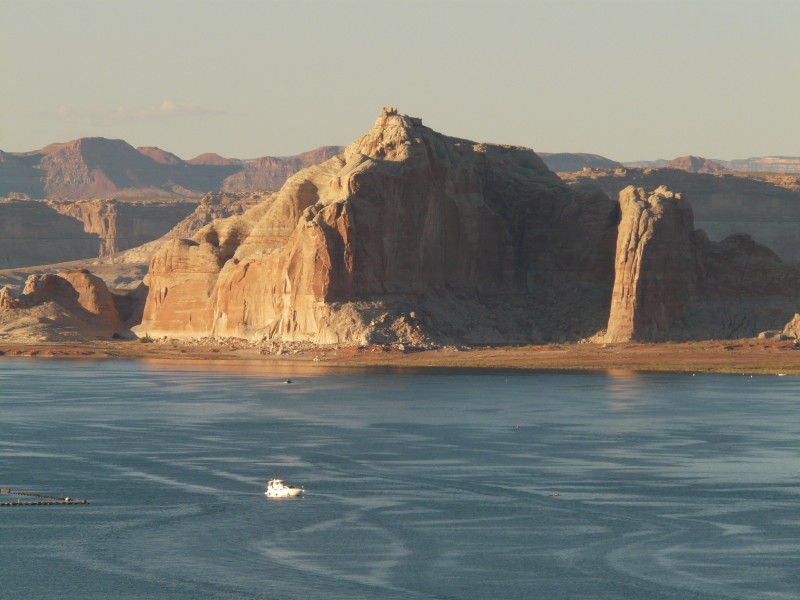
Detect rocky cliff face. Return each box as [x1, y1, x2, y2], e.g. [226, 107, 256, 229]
[0, 197, 198, 267]
[137, 108, 619, 344]
[605, 186, 800, 342]
[0, 199, 101, 268]
[47, 199, 197, 257]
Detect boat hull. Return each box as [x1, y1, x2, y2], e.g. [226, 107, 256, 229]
[265, 488, 303, 498]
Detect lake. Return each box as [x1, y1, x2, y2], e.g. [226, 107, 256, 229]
[1, 360, 799, 599]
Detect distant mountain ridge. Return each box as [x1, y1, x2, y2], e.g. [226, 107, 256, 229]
[3, 135, 798, 199]
[625, 155, 800, 174]
[720, 156, 800, 173]
[539, 152, 800, 175]
[0, 138, 343, 199]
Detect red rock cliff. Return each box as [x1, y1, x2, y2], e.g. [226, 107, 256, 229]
[137, 109, 618, 344]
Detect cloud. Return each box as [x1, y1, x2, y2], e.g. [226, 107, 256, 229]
[140, 100, 225, 118]
[54, 100, 225, 122]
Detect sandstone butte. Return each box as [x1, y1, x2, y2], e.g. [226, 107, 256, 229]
[134, 108, 800, 346]
[136, 107, 619, 345]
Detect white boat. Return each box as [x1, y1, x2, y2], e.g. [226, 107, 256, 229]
[265, 479, 304, 498]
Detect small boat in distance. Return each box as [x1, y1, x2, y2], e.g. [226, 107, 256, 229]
[265, 479, 304, 498]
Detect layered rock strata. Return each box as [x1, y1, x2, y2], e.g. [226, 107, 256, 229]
[0, 199, 101, 268]
[48, 199, 197, 256]
[0, 197, 198, 267]
[137, 109, 619, 344]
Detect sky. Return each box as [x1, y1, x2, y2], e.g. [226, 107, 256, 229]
[1, 0, 798, 162]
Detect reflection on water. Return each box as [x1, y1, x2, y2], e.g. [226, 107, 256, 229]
[1, 360, 799, 599]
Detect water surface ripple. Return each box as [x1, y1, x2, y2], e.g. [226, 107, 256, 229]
[1, 361, 799, 599]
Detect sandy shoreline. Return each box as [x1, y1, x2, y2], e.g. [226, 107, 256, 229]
[2, 338, 800, 375]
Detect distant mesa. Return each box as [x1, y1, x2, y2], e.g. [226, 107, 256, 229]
[662, 156, 728, 174]
[719, 156, 800, 174]
[625, 155, 800, 174]
[538, 152, 622, 173]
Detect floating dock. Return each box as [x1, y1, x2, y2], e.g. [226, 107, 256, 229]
[0, 488, 90, 507]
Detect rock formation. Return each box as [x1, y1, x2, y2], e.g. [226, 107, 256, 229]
[781, 314, 800, 339]
[96, 191, 270, 272]
[0, 198, 101, 268]
[47, 198, 197, 257]
[560, 167, 800, 262]
[0, 286, 26, 309]
[605, 186, 800, 342]
[605, 186, 699, 342]
[0, 268, 131, 340]
[0, 197, 198, 266]
[137, 108, 619, 344]
[21, 269, 122, 327]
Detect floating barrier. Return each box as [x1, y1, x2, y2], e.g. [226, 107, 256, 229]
[0, 488, 90, 507]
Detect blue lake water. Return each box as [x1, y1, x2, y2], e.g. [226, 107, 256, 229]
[1, 359, 799, 599]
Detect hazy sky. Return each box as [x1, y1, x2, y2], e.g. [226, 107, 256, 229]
[1, 0, 798, 162]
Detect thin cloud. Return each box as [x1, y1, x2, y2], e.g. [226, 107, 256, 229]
[54, 100, 225, 122]
[139, 100, 225, 118]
